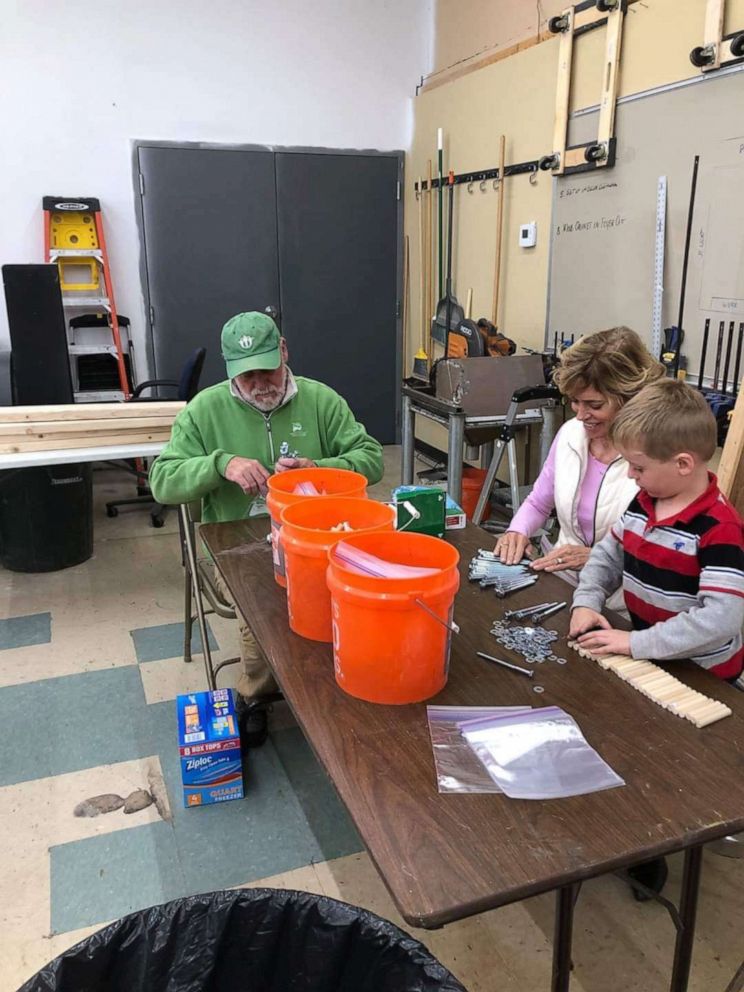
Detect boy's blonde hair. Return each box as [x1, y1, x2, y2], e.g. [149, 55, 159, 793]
[610, 379, 717, 461]
[553, 326, 664, 407]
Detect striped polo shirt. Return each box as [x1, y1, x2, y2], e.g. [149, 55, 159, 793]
[613, 474, 744, 680]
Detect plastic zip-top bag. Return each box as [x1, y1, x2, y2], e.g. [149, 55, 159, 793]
[427, 705, 531, 793]
[461, 706, 625, 800]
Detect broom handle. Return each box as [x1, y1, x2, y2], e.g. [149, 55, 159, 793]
[418, 176, 426, 353]
[402, 234, 409, 366]
[437, 128, 444, 300]
[492, 134, 506, 327]
[427, 159, 434, 354]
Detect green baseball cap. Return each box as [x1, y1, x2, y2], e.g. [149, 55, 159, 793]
[221, 312, 282, 378]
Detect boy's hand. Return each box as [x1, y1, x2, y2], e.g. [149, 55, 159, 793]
[569, 607, 610, 638]
[577, 627, 631, 657]
[274, 457, 316, 473]
[530, 544, 591, 572]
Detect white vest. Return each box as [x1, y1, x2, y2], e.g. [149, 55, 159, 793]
[552, 417, 637, 613]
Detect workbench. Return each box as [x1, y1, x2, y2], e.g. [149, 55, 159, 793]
[400, 380, 547, 508]
[202, 517, 744, 992]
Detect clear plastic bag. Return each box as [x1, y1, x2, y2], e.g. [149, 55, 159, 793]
[426, 705, 531, 793]
[461, 706, 625, 800]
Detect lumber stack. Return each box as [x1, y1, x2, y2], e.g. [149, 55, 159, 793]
[0, 402, 185, 454]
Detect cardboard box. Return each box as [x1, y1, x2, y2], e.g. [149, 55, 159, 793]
[393, 485, 445, 537]
[393, 485, 466, 533]
[177, 689, 243, 808]
[444, 494, 467, 529]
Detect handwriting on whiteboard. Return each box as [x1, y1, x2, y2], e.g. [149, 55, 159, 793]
[554, 214, 627, 236]
[558, 182, 619, 198]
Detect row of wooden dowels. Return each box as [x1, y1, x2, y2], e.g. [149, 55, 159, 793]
[567, 641, 732, 728]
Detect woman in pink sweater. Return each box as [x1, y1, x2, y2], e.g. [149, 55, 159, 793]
[495, 328, 664, 592]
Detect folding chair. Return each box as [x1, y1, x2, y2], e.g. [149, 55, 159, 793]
[179, 502, 240, 690]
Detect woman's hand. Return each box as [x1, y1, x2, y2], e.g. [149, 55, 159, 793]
[530, 544, 591, 573]
[493, 531, 534, 565]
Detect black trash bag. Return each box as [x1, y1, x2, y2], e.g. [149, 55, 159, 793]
[19, 888, 468, 992]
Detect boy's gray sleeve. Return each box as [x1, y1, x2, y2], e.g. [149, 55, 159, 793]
[572, 529, 624, 612]
[629, 592, 744, 660]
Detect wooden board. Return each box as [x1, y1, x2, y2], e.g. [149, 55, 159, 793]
[718, 375, 744, 514]
[0, 430, 173, 454]
[0, 402, 185, 423]
[0, 417, 178, 438]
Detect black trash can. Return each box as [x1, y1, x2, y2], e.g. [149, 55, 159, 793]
[18, 889, 468, 992]
[0, 463, 93, 572]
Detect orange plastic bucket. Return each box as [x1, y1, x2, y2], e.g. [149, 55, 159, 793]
[460, 466, 490, 521]
[326, 531, 460, 704]
[266, 468, 368, 587]
[281, 497, 396, 642]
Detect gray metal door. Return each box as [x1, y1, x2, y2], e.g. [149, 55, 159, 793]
[276, 152, 400, 444]
[137, 146, 280, 389]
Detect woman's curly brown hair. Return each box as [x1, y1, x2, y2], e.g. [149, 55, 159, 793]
[552, 326, 665, 408]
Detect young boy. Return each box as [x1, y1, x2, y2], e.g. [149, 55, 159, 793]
[570, 378, 744, 686]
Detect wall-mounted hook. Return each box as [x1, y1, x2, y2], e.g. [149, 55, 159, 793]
[493, 177, 500, 190]
[467, 181, 475, 194]
[479, 179, 488, 192]
[529, 168, 538, 186]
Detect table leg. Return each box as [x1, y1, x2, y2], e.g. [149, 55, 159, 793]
[401, 393, 415, 486]
[448, 412, 465, 505]
[670, 845, 703, 992]
[552, 883, 579, 992]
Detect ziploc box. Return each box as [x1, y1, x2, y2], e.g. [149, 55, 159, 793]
[177, 689, 243, 808]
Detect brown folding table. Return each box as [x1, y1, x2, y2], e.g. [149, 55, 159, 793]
[201, 518, 744, 992]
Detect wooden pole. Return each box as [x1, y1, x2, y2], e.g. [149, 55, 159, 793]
[492, 134, 507, 328]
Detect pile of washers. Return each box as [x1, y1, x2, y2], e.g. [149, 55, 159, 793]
[491, 606, 568, 666]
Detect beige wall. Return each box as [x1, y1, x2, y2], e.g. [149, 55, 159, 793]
[433, 0, 564, 76]
[407, 0, 744, 453]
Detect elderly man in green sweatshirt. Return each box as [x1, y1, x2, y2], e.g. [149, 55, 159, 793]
[150, 311, 384, 745]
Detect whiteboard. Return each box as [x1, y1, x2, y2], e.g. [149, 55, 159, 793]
[547, 67, 744, 385]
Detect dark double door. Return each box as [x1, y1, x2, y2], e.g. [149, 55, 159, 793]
[136, 144, 402, 443]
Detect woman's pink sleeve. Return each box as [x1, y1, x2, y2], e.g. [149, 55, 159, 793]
[507, 434, 558, 537]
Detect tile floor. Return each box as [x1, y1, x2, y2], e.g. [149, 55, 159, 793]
[2, 448, 744, 991]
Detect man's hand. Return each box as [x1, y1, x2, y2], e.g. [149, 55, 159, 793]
[577, 627, 632, 657]
[224, 456, 270, 495]
[569, 607, 610, 639]
[493, 531, 535, 565]
[274, 457, 316, 473]
[530, 544, 591, 573]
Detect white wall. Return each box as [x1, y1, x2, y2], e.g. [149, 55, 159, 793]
[0, 0, 433, 371]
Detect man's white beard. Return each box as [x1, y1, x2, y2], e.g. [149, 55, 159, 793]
[240, 367, 288, 412]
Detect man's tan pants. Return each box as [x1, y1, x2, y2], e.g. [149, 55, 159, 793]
[214, 572, 278, 700]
